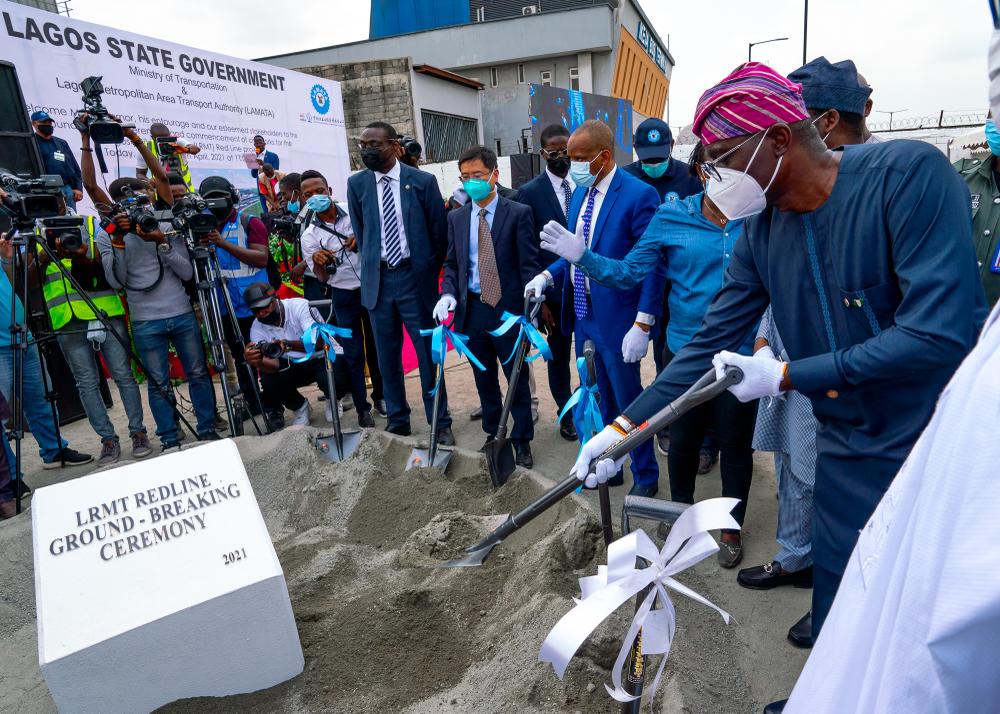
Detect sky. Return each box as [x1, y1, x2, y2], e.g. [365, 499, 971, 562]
[68, 0, 994, 133]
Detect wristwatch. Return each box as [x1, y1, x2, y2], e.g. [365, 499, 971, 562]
[157, 241, 173, 254]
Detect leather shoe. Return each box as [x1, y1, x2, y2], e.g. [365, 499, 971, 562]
[435, 426, 455, 446]
[559, 417, 577, 441]
[628, 483, 658, 498]
[514, 442, 533, 469]
[698, 449, 718, 474]
[787, 610, 813, 649]
[386, 423, 412, 436]
[717, 533, 743, 569]
[357, 410, 376, 429]
[763, 700, 787, 714]
[737, 562, 813, 590]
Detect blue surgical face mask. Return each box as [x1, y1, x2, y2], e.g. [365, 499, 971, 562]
[287, 199, 300, 214]
[306, 194, 332, 213]
[641, 159, 670, 179]
[985, 121, 1000, 156]
[570, 152, 604, 188]
[462, 173, 494, 202]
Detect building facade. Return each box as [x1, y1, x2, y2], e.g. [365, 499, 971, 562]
[258, 0, 672, 157]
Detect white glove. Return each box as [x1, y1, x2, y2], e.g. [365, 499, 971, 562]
[621, 324, 651, 363]
[712, 349, 786, 402]
[753, 344, 776, 361]
[433, 294, 457, 323]
[524, 273, 551, 303]
[451, 184, 469, 206]
[540, 220, 585, 263]
[571, 425, 627, 489]
[990, 29, 1000, 128]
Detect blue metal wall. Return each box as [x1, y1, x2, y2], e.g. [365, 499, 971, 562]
[369, 0, 469, 39]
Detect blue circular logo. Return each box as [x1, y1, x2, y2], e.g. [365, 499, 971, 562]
[647, 129, 661, 143]
[310, 84, 330, 115]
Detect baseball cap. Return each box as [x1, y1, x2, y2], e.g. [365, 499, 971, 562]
[243, 282, 276, 310]
[30, 111, 52, 122]
[634, 118, 673, 160]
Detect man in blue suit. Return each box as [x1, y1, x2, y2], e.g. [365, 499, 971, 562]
[250, 135, 280, 212]
[516, 124, 577, 442]
[435, 145, 539, 466]
[347, 121, 453, 443]
[525, 120, 664, 496]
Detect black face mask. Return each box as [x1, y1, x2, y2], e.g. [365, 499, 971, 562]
[37, 124, 54, 137]
[361, 148, 391, 173]
[258, 303, 281, 325]
[546, 155, 571, 178]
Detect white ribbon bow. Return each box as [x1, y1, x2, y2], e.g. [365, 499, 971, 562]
[539, 498, 739, 705]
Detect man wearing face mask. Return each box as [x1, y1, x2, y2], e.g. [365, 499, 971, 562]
[347, 121, 452, 443]
[262, 172, 307, 299]
[524, 120, 664, 497]
[515, 124, 577, 441]
[567, 64, 985, 711]
[955, 117, 1000, 307]
[788, 57, 881, 149]
[31, 111, 83, 210]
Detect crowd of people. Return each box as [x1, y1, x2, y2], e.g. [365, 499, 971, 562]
[2, 51, 998, 709]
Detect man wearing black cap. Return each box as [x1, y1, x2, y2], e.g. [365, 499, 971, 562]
[788, 57, 880, 149]
[31, 110, 83, 210]
[242, 282, 348, 428]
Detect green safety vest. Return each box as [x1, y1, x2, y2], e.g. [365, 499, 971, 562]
[146, 138, 193, 192]
[40, 216, 125, 330]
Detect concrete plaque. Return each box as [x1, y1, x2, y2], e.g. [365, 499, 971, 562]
[32, 439, 303, 713]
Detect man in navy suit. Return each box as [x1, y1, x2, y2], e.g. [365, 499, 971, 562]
[435, 146, 539, 466]
[250, 135, 280, 212]
[525, 120, 663, 496]
[515, 124, 577, 442]
[347, 121, 454, 444]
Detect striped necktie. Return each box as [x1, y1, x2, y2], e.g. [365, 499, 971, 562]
[381, 175, 403, 266]
[561, 179, 572, 218]
[573, 187, 598, 319]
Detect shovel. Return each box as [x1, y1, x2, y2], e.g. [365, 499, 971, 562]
[405, 327, 452, 471]
[484, 297, 541, 488]
[314, 343, 362, 462]
[579, 339, 615, 546]
[441, 365, 743, 568]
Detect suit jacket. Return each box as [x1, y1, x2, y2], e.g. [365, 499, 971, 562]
[516, 172, 569, 300]
[250, 150, 280, 179]
[347, 162, 448, 310]
[441, 196, 539, 329]
[548, 169, 664, 346]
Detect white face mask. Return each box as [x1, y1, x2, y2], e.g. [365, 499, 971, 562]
[812, 111, 833, 144]
[704, 130, 782, 221]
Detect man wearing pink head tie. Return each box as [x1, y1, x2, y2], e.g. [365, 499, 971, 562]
[567, 62, 985, 712]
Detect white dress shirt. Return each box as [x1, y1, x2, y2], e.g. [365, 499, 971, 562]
[299, 204, 362, 291]
[546, 168, 575, 216]
[374, 160, 410, 261]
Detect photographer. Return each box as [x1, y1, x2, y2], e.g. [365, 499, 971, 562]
[135, 123, 200, 193]
[33, 192, 152, 464]
[299, 169, 378, 428]
[242, 283, 348, 428]
[263, 172, 307, 298]
[97, 177, 218, 449]
[197, 176, 269, 411]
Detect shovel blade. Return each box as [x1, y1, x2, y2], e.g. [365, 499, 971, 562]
[405, 446, 453, 471]
[314, 430, 362, 462]
[439, 542, 497, 568]
[484, 437, 515, 489]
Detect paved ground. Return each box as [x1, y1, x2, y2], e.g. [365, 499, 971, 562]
[8, 345, 810, 711]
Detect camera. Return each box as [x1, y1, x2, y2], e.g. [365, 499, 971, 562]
[270, 214, 299, 239]
[104, 192, 164, 235]
[155, 136, 179, 157]
[170, 193, 220, 237]
[72, 76, 128, 145]
[0, 171, 65, 229]
[399, 135, 422, 166]
[251, 340, 284, 359]
[39, 216, 86, 253]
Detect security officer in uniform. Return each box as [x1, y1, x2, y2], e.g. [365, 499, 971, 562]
[955, 124, 1000, 307]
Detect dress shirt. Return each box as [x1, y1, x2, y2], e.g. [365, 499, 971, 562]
[545, 168, 575, 216]
[467, 193, 498, 293]
[299, 206, 362, 291]
[374, 160, 410, 261]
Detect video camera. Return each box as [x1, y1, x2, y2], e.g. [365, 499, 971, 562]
[155, 136, 179, 157]
[0, 170, 65, 230]
[72, 76, 127, 145]
[39, 216, 86, 253]
[270, 214, 299, 240]
[250, 340, 284, 359]
[102, 191, 167, 235]
[170, 193, 222, 237]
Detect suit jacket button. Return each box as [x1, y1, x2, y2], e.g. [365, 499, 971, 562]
[826, 389, 839, 399]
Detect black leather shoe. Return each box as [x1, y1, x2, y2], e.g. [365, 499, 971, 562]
[514, 442, 533, 469]
[435, 426, 455, 446]
[358, 410, 376, 428]
[628, 483, 658, 498]
[386, 423, 412, 436]
[559, 417, 577, 441]
[763, 700, 787, 714]
[787, 610, 813, 649]
[737, 562, 813, 590]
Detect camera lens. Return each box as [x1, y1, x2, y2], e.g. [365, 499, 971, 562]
[135, 212, 159, 234]
[261, 342, 284, 359]
[59, 232, 83, 252]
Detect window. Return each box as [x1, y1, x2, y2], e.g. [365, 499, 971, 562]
[517, 63, 525, 84]
[495, 139, 502, 156]
[540, 70, 552, 86]
[569, 66, 580, 91]
[420, 110, 479, 163]
[474, 6, 485, 22]
[490, 67, 499, 88]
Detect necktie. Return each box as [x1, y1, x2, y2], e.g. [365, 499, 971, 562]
[381, 175, 403, 265]
[478, 208, 502, 307]
[573, 187, 598, 319]
[561, 179, 572, 218]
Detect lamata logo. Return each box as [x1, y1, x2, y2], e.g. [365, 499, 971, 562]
[310, 84, 330, 115]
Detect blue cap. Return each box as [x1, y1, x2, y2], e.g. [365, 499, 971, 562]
[634, 118, 673, 160]
[788, 57, 872, 115]
[30, 110, 52, 122]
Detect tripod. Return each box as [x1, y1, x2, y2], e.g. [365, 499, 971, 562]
[186, 239, 266, 437]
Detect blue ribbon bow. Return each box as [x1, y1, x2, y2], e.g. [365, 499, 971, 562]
[294, 323, 353, 363]
[419, 323, 485, 395]
[559, 356, 603, 444]
[488, 311, 553, 365]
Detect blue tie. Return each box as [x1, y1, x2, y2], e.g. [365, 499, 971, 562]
[381, 175, 403, 265]
[573, 188, 598, 319]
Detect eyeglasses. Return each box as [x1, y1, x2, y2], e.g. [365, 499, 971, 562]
[358, 140, 395, 152]
[700, 131, 764, 181]
[541, 148, 568, 159]
[459, 170, 495, 181]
